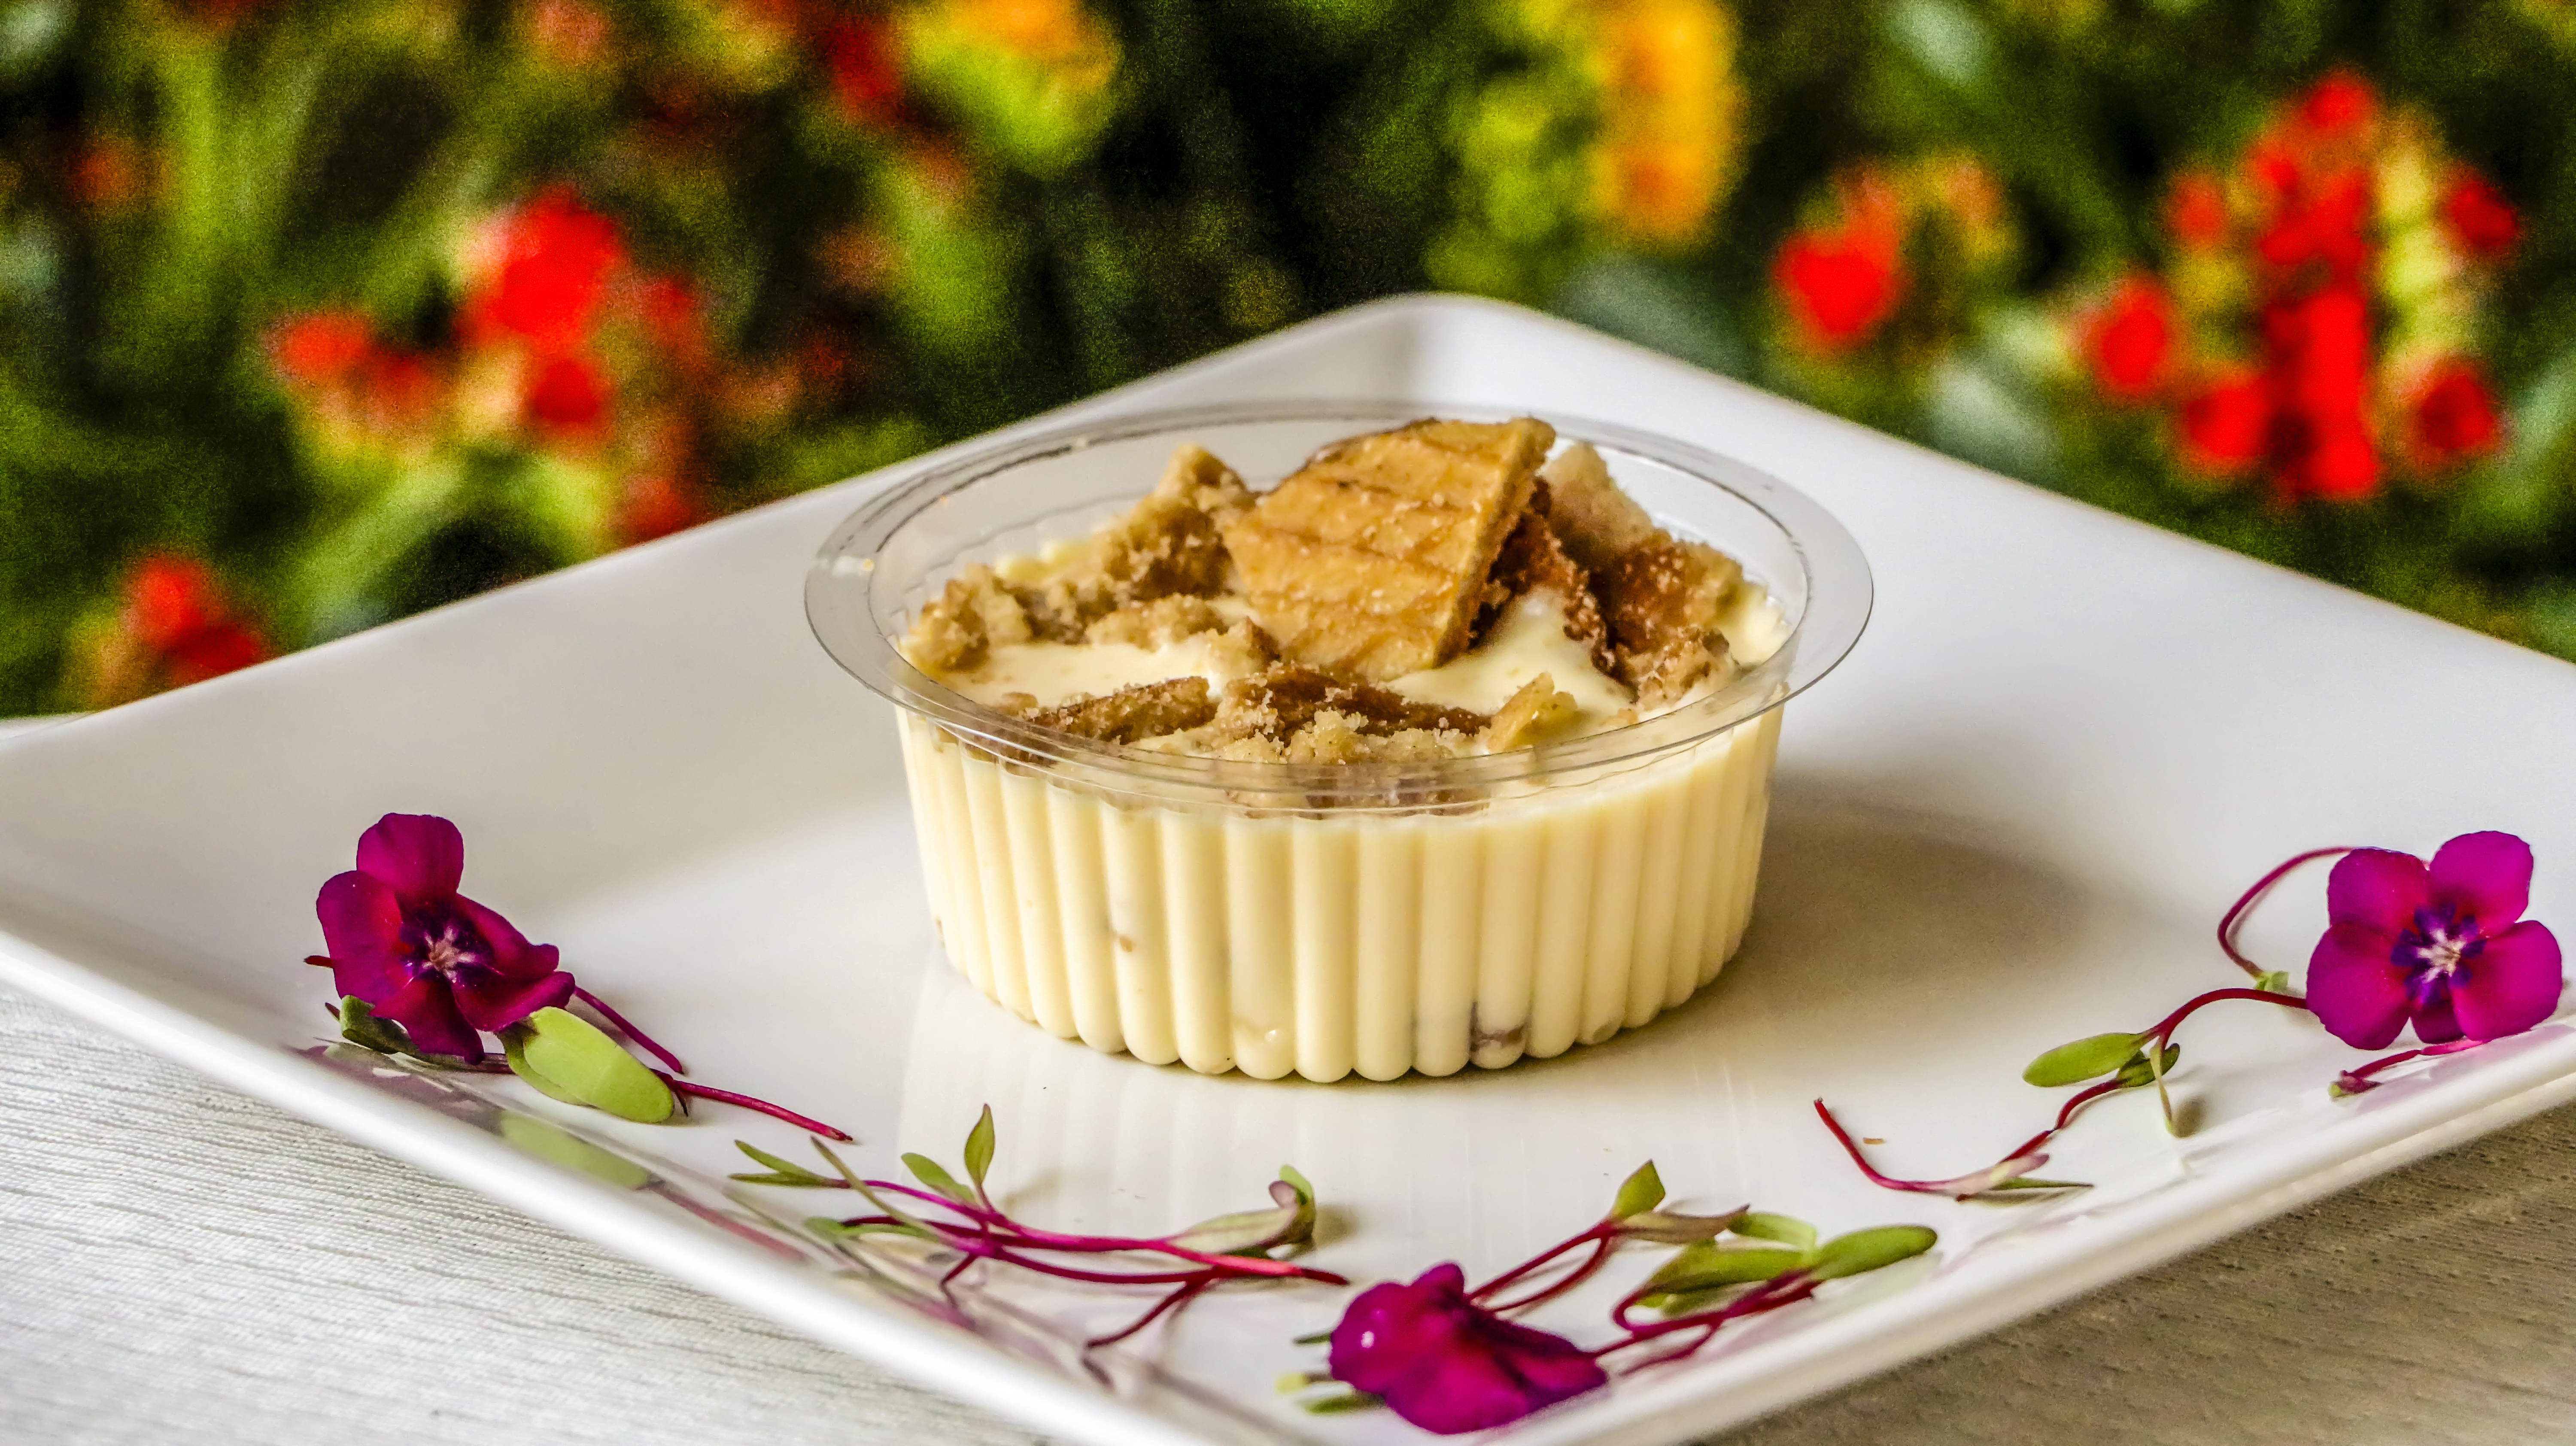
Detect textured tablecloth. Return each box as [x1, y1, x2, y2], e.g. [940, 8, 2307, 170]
[7, 978, 2576, 1446]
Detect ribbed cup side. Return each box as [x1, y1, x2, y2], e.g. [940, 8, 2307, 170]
[897, 707, 1783, 1082]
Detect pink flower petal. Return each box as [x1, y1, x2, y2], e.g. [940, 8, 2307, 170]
[377, 972, 482, 1060]
[2326, 848, 2427, 933]
[2306, 920, 2412, 1049]
[2452, 919, 2564, 1041]
[317, 871, 409, 1001]
[1327, 1264, 1605, 1434]
[2411, 994, 2464, 1044]
[2427, 831, 2533, 930]
[452, 968, 576, 1033]
[454, 894, 559, 979]
[356, 813, 465, 904]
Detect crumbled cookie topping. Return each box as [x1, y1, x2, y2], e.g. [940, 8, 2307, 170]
[904, 422, 1768, 760]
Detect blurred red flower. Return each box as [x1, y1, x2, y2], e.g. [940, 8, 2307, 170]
[2442, 171, 2520, 263]
[823, 18, 904, 125]
[2403, 359, 2503, 470]
[2179, 374, 2271, 475]
[469, 188, 625, 353]
[524, 354, 610, 436]
[269, 310, 377, 388]
[2299, 70, 2378, 137]
[615, 474, 708, 544]
[2264, 286, 2379, 501]
[2167, 170, 2230, 249]
[1775, 228, 1902, 353]
[122, 555, 271, 690]
[2085, 278, 2174, 403]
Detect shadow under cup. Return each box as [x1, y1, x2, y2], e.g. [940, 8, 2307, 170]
[807, 404, 1871, 1083]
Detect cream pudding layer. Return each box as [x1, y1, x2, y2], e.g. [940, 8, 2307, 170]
[890, 419, 1797, 1081]
[897, 704, 1782, 1081]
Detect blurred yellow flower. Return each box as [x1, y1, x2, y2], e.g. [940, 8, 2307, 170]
[1586, 0, 1743, 248]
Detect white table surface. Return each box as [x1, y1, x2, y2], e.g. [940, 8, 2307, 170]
[9, 887, 2576, 1445]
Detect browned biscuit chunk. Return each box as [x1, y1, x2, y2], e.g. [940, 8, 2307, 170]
[1015, 444, 1255, 639]
[1082, 594, 1227, 648]
[1480, 481, 1614, 673]
[1595, 538, 1745, 708]
[1030, 677, 1217, 744]
[1220, 418, 1552, 680]
[1224, 663, 1487, 741]
[905, 564, 1035, 673]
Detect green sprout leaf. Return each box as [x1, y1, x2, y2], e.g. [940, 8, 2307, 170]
[1810, 1225, 1938, 1280]
[1731, 1212, 1818, 1251]
[962, 1104, 996, 1193]
[902, 1152, 975, 1205]
[1609, 1160, 1665, 1220]
[2023, 1032, 2145, 1087]
[1641, 1239, 1810, 1297]
[501, 1007, 674, 1124]
[501, 1028, 591, 1107]
[729, 1140, 835, 1188]
[336, 996, 416, 1058]
[498, 1113, 653, 1190]
[1298, 1390, 1384, 1416]
[1172, 1200, 1302, 1256]
[2114, 1042, 2184, 1090]
[1619, 1207, 1747, 1244]
[2252, 969, 2293, 996]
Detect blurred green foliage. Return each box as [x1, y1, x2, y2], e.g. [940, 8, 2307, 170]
[3, 0, 2575, 711]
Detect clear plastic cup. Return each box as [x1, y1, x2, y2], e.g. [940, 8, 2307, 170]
[808, 404, 1870, 1082]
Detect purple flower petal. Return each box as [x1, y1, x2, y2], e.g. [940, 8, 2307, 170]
[2452, 919, 2564, 1041]
[2427, 831, 2534, 931]
[1329, 1267, 1467, 1397]
[2326, 849, 2427, 933]
[377, 972, 482, 1060]
[2306, 921, 2413, 1049]
[1384, 1313, 1604, 1435]
[356, 814, 465, 905]
[453, 894, 560, 980]
[317, 872, 410, 1002]
[452, 968, 576, 1033]
[1327, 1263, 1605, 1435]
[2411, 994, 2464, 1044]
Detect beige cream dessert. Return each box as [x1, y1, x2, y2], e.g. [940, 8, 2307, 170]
[885, 418, 1792, 1082]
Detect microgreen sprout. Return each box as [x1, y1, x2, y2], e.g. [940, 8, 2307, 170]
[1820, 833, 2564, 1200]
[732, 1106, 1345, 1349]
[1285, 1162, 1935, 1434]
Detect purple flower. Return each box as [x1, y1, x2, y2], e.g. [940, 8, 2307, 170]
[313, 814, 574, 1060]
[1327, 1263, 1607, 1434]
[2307, 831, 2564, 1050]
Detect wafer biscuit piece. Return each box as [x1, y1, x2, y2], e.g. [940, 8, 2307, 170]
[1221, 418, 1552, 681]
[1540, 441, 1661, 571]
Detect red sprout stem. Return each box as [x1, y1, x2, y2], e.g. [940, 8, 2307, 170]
[575, 987, 688, 1075]
[2218, 847, 2355, 978]
[1598, 1272, 1822, 1363]
[658, 1075, 853, 1141]
[2140, 986, 2312, 1048]
[1087, 1278, 1212, 1349]
[1470, 1222, 1622, 1310]
[1811, 1099, 2039, 1197]
[1481, 1234, 1622, 1314]
[2336, 1039, 2482, 1094]
[853, 1179, 1336, 1277]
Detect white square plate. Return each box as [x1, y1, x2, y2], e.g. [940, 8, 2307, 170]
[8, 295, 2576, 1446]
